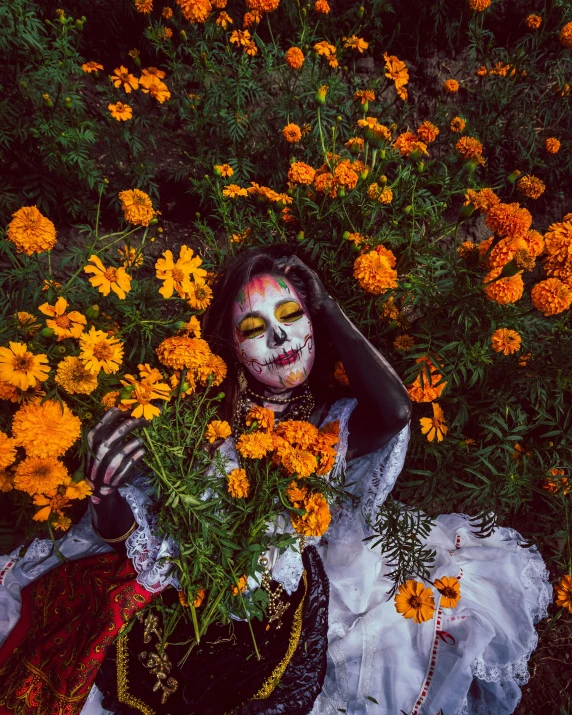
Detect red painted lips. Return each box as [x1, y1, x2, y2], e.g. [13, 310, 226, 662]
[273, 349, 299, 366]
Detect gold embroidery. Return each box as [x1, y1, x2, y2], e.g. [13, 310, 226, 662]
[116, 632, 156, 715]
[251, 569, 307, 700]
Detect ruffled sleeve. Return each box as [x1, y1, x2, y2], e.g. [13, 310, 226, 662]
[319, 397, 410, 542]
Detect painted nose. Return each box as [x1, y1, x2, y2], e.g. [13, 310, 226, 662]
[269, 326, 288, 347]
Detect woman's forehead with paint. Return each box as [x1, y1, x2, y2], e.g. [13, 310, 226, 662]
[233, 274, 300, 317]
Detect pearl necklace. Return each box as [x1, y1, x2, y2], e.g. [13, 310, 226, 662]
[233, 385, 315, 434]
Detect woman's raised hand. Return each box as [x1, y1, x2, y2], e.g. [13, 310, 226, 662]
[275, 255, 333, 314]
[85, 408, 147, 504]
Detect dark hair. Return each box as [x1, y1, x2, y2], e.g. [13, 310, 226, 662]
[202, 246, 342, 424]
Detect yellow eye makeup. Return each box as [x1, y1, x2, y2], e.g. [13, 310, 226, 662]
[238, 315, 266, 338]
[275, 300, 304, 323]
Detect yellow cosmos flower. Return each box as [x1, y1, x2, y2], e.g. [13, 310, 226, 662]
[82, 61, 104, 73]
[79, 327, 124, 374]
[119, 188, 157, 226]
[108, 102, 133, 121]
[84, 255, 132, 299]
[38, 297, 86, 340]
[205, 420, 232, 442]
[491, 328, 522, 355]
[0, 342, 49, 390]
[6, 206, 57, 255]
[419, 402, 448, 442]
[394, 580, 435, 623]
[434, 576, 461, 608]
[12, 399, 81, 458]
[185, 281, 213, 310]
[227, 468, 250, 498]
[120, 372, 171, 420]
[55, 356, 99, 395]
[155, 246, 207, 298]
[0, 432, 17, 470]
[110, 66, 139, 92]
[555, 574, 572, 613]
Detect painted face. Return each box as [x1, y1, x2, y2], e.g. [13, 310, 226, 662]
[233, 274, 314, 390]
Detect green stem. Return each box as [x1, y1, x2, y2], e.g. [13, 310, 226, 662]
[48, 522, 66, 564]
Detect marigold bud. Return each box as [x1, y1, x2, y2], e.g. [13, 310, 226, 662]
[180, 30, 187, 41]
[404, 205, 413, 215]
[40, 327, 55, 337]
[119, 386, 135, 400]
[149, 217, 159, 225]
[507, 170, 521, 184]
[359, 168, 369, 180]
[459, 203, 475, 219]
[342, 231, 351, 240]
[85, 304, 100, 319]
[338, 186, 346, 197]
[296, 231, 305, 242]
[379, 175, 388, 184]
[358, 6, 365, 17]
[315, 86, 328, 105]
[417, 162, 425, 173]
[64, 97, 72, 108]
[56, 345, 66, 354]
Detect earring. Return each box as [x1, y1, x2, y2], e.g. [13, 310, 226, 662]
[238, 367, 248, 392]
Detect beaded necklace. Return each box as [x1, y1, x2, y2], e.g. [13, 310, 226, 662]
[232, 384, 315, 434]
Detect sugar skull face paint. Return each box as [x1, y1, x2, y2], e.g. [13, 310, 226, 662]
[233, 274, 314, 389]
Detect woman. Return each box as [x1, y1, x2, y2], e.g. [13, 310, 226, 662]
[0, 248, 550, 715]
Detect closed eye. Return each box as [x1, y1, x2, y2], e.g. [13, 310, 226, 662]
[275, 300, 304, 323]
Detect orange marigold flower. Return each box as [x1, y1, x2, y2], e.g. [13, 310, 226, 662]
[434, 576, 461, 608]
[283, 123, 302, 143]
[394, 131, 428, 157]
[314, 41, 338, 68]
[54, 356, 98, 398]
[544, 220, 572, 262]
[394, 580, 435, 623]
[156, 335, 211, 370]
[14, 457, 70, 498]
[483, 268, 525, 304]
[521, 230, 545, 257]
[275, 420, 319, 450]
[531, 278, 572, 316]
[223, 184, 248, 199]
[177, 0, 212, 23]
[525, 14, 542, 30]
[245, 405, 274, 432]
[464, 188, 500, 213]
[119, 188, 157, 226]
[407, 356, 447, 403]
[416, 121, 439, 143]
[486, 236, 528, 270]
[458, 241, 477, 258]
[353, 250, 398, 294]
[281, 447, 316, 477]
[288, 162, 316, 185]
[38, 297, 86, 340]
[491, 328, 522, 355]
[559, 22, 572, 49]
[291, 492, 331, 537]
[285, 47, 305, 69]
[12, 399, 81, 458]
[162, 6, 173, 17]
[334, 161, 359, 189]
[333, 361, 350, 386]
[394, 335, 415, 351]
[545, 137, 560, 154]
[383, 52, 409, 93]
[314, 0, 330, 12]
[345, 137, 365, 153]
[554, 575, 572, 613]
[354, 89, 375, 105]
[216, 10, 233, 27]
[544, 469, 570, 495]
[450, 116, 466, 133]
[243, 10, 262, 27]
[344, 36, 368, 53]
[135, 0, 153, 11]
[7, 206, 57, 255]
[287, 480, 308, 506]
[469, 0, 491, 10]
[246, 0, 279, 10]
[517, 175, 545, 200]
[227, 468, 249, 498]
[110, 66, 138, 93]
[139, 72, 171, 103]
[455, 136, 485, 164]
[211, 0, 227, 7]
[486, 202, 532, 239]
[419, 402, 448, 442]
[0, 432, 17, 470]
[101, 391, 120, 410]
[205, 420, 232, 442]
[232, 574, 248, 596]
[108, 102, 132, 121]
[82, 61, 104, 73]
[443, 78, 459, 93]
[236, 431, 274, 459]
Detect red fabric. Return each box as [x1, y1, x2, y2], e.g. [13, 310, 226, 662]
[0, 552, 158, 715]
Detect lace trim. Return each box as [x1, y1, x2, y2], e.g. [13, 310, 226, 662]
[470, 546, 551, 686]
[319, 398, 356, 484]
[121, 479, 179, 594]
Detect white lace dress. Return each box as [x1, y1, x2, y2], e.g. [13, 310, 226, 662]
[0, 398, 551, 715]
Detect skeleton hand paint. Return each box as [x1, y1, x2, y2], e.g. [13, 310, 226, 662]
[233, 273, 315, 390]
[85, 408, 147, 504]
